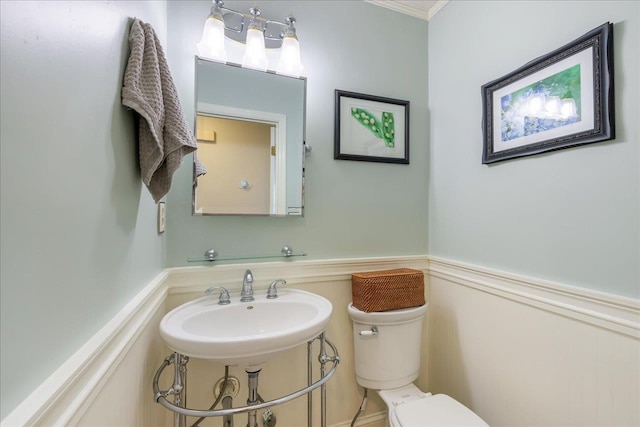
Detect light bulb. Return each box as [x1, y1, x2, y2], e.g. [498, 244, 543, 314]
[545, 96, 562, 117]
[276, 36, 303, 77]
[527, 93, 546, 117]
[242, 16, 268, 71]
[197, 14, 227, 62]
[561, 98, 577, 118]
[276, 16, 303, 77]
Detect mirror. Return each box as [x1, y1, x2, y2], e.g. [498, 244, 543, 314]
[193, 58, 306, 216]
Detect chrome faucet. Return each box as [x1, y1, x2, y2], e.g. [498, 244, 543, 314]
[241, 269, 254, 302]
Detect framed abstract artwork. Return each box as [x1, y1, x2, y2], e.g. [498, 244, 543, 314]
[335, 90, 410, 164]
[481, 22, 615, 164]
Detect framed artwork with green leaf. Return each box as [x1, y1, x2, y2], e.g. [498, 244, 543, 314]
[334, 90, 409, 164]
[481, 22, 614, 164]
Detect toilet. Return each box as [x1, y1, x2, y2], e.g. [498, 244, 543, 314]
[348, 302, 489, 427]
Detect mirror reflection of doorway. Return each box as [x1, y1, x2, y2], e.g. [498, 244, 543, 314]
[195, 114, 275, 215]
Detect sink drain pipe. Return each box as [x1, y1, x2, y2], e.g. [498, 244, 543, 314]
[246, 368, 261, 427]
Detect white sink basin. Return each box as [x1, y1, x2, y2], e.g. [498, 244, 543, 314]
[160, 289, 333, 366]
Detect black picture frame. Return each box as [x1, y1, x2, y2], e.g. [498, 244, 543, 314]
[334, 90, 410, 164]
[481, 22, 615, 164]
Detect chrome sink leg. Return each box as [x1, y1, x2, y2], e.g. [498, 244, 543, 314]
[318, 333, 327, 427]
[172, 353, 189, 427]
[307, 340, 313, 427]
[245, 368, 261, 427]
[317, 332, 340, 427]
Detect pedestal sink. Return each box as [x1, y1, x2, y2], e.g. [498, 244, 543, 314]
[160, 288, 333, 366]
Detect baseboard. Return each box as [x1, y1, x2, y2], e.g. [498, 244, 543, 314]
[428, 256, 640, 338]
[330, 411, 387, 427]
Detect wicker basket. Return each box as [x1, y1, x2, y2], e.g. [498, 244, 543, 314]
[351, 268, 425, 313]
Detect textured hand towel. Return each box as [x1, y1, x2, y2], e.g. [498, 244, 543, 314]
[122, 18, 206, 202]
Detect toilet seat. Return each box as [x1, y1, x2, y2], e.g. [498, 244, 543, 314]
[389, 394, 489, 427]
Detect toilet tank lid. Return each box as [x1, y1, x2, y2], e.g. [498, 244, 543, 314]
[395, 394, 489, 427]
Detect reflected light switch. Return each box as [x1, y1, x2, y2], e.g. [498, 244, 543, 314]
[197, 130, 216, 142]
[158, 202, 166, 234]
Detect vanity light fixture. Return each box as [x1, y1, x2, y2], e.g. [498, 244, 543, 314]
[521, 92, 579, 120]
[197, 0, 304, 77]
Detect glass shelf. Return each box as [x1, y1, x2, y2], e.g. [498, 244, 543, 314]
[188, 252, 307, 263]
[188, 245, 305, 263]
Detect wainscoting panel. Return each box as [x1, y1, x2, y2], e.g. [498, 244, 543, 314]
[427, 257, 640, 427]
[4, 255, 636, 427]
[1, 256, 427, 427]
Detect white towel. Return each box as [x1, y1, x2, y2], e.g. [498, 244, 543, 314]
[122, 18, 206, 203]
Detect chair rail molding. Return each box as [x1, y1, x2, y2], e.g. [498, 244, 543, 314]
[165, 255, 430, 294]
[428, 256, 640, 339]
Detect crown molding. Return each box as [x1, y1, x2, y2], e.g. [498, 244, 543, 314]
[364, 0, 450, 21]
[427, 0, 450, 20]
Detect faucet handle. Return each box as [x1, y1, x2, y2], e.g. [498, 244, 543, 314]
[266, 279, 287, 299]
[205, 286, 231, 305]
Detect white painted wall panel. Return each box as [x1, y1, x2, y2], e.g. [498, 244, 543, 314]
[427, 258, 640, 426]
[6, 258, 636, 427]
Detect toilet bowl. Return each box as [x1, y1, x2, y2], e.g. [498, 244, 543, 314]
[379, 384, 487, 427]
[348, 303, 488, 427]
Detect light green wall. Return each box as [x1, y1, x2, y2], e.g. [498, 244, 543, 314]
[2, 0, 637, 421]
[164, 1, 430, 265]
[428, 1, 639, 298]
[0, 1, 167, 418]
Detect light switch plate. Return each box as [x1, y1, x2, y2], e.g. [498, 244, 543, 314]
[158, 201, 166, 234]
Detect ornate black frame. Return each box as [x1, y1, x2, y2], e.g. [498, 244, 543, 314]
[481, 22, 615, 164]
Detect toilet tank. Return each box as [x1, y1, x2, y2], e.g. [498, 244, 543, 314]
[348, 303, 427, 390]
